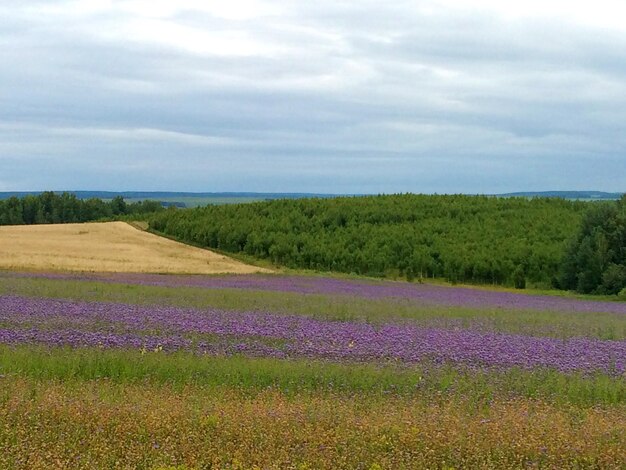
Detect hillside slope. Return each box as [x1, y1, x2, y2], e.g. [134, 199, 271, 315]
[150, 194, 588, 287]
[0, 221, 269, 274]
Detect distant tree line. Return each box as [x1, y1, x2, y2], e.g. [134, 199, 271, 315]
[0, 192, 163, 225]
[150, 194, 590, 288]
[558, 195, 626, 295]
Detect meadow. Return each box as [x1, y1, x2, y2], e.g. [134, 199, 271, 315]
[0, 270, 625, 468]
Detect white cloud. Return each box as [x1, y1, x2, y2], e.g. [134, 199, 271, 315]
[437, 0, 626, 30]
[100, 18, 286, 57]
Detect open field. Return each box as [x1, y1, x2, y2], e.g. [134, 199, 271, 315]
[0, 270, 624, 468]
[1, 376, 624, 469]
[2, 273, 625, 339]
[0, 222, 269, 274]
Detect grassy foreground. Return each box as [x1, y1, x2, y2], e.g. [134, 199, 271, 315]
[1, 273, 625, 468]
[1, 375, 624, 469]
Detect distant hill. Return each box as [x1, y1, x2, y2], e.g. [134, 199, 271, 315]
[0, 191, 342, 200]
[496, 191, 623, 200]
[0, 191, 345, 208]
[1, 190, 622, 207]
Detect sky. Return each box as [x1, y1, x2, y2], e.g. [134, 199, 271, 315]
[1, 0, 626, 194]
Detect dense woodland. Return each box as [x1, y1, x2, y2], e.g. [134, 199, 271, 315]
[558, 195, 626, 294]
[0, 192, 163, 225]
[3, 192, 624, 294]
[150, 194, 591, 289]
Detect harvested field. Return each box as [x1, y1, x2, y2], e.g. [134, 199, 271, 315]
[0, 221, 269, 274]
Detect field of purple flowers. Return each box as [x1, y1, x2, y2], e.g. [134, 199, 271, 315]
[1, 294, 624, 375]
[5, 270, 626, 313]
[1, 271, 625, 468]
[1, 272, 625, 372]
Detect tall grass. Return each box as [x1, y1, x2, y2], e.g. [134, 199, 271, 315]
[1, 346, 623, 406]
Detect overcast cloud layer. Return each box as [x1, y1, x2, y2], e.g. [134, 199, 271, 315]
[1, 0, 625, 193]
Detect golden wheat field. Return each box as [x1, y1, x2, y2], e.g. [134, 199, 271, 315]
[0, 221, 269, 274]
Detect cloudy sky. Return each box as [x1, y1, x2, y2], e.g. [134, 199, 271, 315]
[1, 1, 626, 193]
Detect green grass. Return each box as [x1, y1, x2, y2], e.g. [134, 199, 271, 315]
[1, 270, 624, 468]
[1, 276, 624, 339]
[0, 346, 623, 406]
[1, 274, 624, 406]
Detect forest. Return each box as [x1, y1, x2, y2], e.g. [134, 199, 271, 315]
[558, 195, 626, 294]
[0, 192, 163, 225]
[150, 194, 593, 289]
[3, 192, 624, 294]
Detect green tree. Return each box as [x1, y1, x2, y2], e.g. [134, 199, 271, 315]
[110, 196, 127, 216]
[559, 196, 626, 294]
